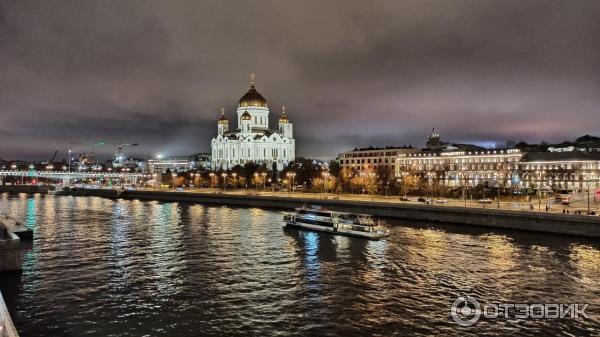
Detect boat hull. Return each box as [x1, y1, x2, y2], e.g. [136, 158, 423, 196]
[284, 221, 389, 240]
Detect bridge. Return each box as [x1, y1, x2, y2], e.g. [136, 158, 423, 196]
[0, 170, 151, 186]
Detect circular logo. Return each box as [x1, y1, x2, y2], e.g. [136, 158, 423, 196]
[451, 296, 481, 326]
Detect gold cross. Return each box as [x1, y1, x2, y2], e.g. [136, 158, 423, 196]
[250, 73, 255, 85]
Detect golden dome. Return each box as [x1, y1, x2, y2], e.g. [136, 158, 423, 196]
[278, 105, 289, 123]
[218, 107, 228, 124]
[241, 111, 252, 120]
[239, 75, 267, 107]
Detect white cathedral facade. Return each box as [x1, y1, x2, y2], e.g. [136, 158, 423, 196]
[211, 77, 295, 171]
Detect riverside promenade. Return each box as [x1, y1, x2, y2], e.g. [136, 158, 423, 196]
[64, 188, 600, 238]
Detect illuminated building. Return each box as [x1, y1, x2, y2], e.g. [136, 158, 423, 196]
[211, 75, 295, 171]
[396, 129, 523, 187]
[519, 152, 600, 192]
[398, 148, 523, 187]
[147, 154, 210, 173]
[337, 146, 417, 174]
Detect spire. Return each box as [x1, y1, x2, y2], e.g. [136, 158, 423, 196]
[279, 105, 289, 123]
[250, 73, 256, 86]
[218, 107, 228, 123]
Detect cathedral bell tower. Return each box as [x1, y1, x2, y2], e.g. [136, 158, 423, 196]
[278, 105, 293, 138]
[217, 107, 229, 135]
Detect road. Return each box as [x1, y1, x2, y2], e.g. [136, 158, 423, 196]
[135, 186, 600, 217]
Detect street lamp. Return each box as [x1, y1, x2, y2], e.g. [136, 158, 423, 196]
[232, 173, 237, 189]
[68, 149, 72, 175]
[261, 172, 267, 191]
[322, 171, 330, 194]
[222, 173, 228, 192]
[172, 173, 177, 191]
[254, 172, 259, 191]
[209, 172, 215, 189]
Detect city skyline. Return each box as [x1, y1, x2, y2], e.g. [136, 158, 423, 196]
[2, 1, 600, 161]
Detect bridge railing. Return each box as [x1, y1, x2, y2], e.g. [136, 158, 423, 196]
[0, 170, 149, 179]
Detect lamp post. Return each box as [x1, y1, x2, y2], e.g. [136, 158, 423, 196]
[254, 172, 259, 192]
[496, 176, 501, 209]
[291, 172, 296, 194]
[585, 171, 590, 215]
[536, 170, 545, 212]
[209, 172, 215, 190]
[261, 172, 267, 191]
[222, 173, 228, 192]
[232, 173, 237, 189]
[171, 173, 177, 191]
[68, 149, 72, 175]
[322, 171, 330, 195]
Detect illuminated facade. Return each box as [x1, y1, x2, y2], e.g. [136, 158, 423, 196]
[397, 148, 523, 187]
[211, 76, 295, 171]
[395, 130, 600, 192]
[338, 147, 417, 174]
[519, 152, 600, 192]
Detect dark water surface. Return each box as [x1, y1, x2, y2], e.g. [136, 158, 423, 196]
[0, 193, 598, 336]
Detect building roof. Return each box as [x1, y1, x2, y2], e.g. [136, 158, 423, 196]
[521, 151, 600, 162]
[351, 145, 414, 152]
[239, 84, 267, 108]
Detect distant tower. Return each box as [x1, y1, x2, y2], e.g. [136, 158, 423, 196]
[278, 105, 293, 139]
[426, 128, 443, 149]
[217, 107, 229, 135]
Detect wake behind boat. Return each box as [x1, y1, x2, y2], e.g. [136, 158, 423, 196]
[283, 206, 390, 240]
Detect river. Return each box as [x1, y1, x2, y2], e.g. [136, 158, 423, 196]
[0, 193, 598, 336]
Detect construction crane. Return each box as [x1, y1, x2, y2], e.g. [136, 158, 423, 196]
[71, 141, 139, 165]
[42, 151, 58, 165]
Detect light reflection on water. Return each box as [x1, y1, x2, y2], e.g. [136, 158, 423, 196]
[0, 193, 598, 337]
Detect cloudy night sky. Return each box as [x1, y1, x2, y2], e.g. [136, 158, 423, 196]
[1, 0, 599, 161]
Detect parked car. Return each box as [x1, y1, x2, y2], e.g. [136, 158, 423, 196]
[399, 197, 411, 201]
[561, 198, 570, 205]
[435, 199, 448, 204]
[478, 198, 493, 204]
[417, 197, 427, 202]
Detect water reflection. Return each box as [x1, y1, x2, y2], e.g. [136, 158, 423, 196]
[0, 194, 598, 337]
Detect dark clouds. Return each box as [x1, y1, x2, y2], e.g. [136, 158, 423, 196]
[1, 0, 599, 160]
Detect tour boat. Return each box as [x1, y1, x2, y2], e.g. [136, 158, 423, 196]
[283, 206, 390, 240]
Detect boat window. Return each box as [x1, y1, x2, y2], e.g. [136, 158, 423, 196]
[298, 210, 331, 217]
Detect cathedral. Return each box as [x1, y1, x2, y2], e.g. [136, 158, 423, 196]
[211, 76, 295, 171]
